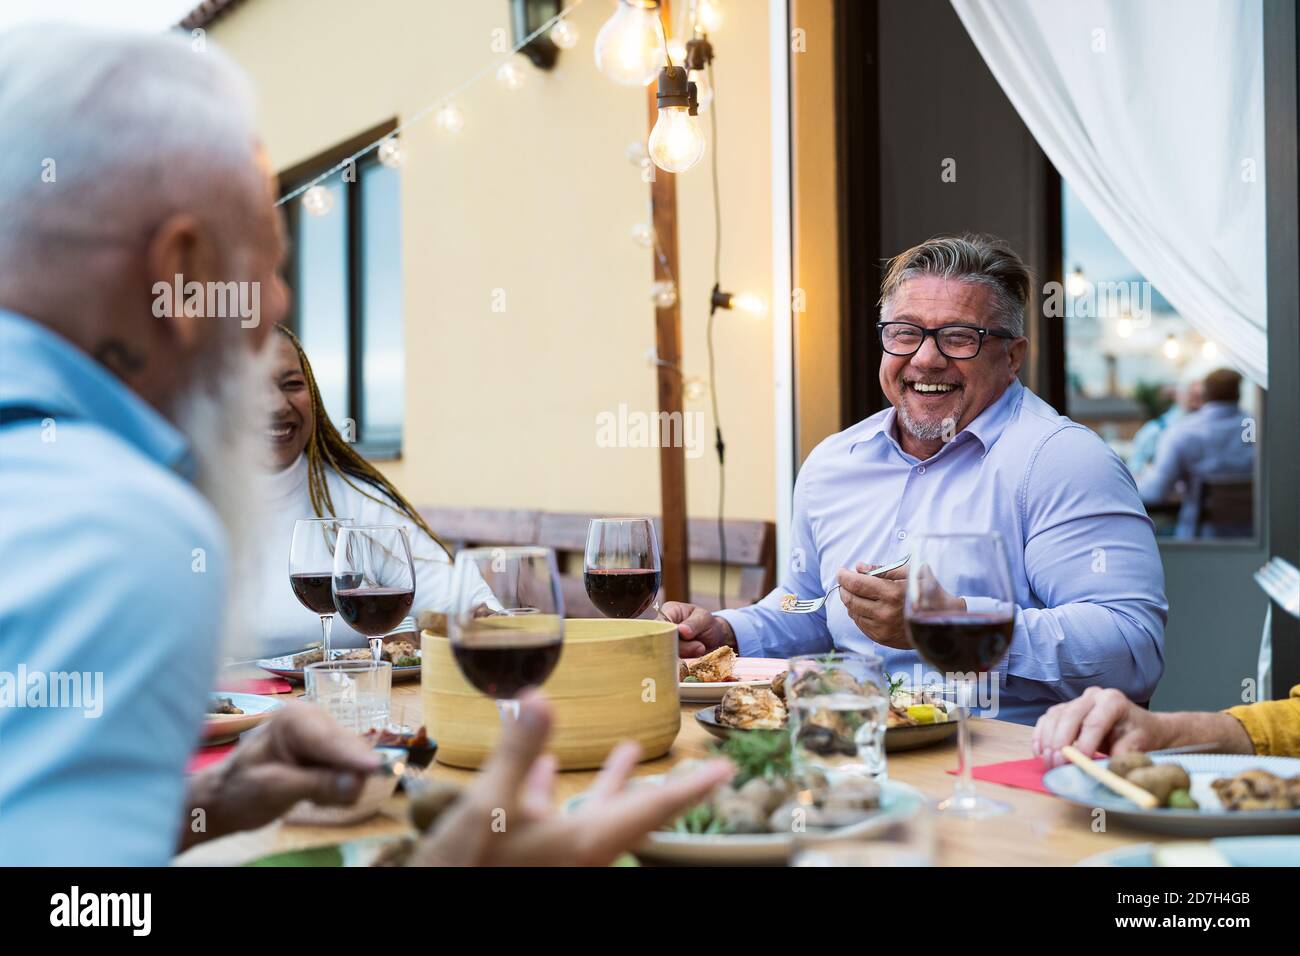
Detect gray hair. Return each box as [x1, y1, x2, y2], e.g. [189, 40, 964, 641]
[879, 234, 1032, 337]
[0, 23, 258, 264]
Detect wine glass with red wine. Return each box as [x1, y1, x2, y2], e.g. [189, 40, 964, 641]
[904, 531, 1016, 820]
[449, 546, 564, 721]
[583, 518, 663, 619]
[332, 525, 416, 662]
[289, 517, 353, 662]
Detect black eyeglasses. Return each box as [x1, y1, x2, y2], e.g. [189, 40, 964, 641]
[876, 321, 1016, 360]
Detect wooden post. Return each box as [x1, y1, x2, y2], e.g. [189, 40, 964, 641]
[649, 0, 691, 602]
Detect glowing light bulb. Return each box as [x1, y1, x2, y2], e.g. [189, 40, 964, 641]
[684, 377, 708, 401]
[1115, 316, 1134, 338]
[731, 292, 765, 316]
[550, 19, 579, 50]
[651, 280, 678, 309]
[1162, 335, 1183, 360]
[1065, 266, 1088, 298]
[625, 140, 647, 165]
[377, 137, 404, 168]
[302, 185, 333, 217]
[1201, 339, 1219, 360]
[631, 222, 656, 247]
[695, 0, 724, 33]
[649, 107, 705, 172]
[667, 39, 687, 63]
[594, 0, 666, 86]
[497, 54, 529, 91]
[435, 104, 465, 134]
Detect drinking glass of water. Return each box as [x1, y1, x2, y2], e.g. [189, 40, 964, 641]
[785, 651, 889, 787]
[304, 659, 392, 734]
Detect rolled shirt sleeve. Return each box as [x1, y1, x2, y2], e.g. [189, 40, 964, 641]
[1225, 685, 1300, 757]
[1002, 425, 1167, 704]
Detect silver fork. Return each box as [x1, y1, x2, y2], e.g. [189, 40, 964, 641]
[779, 554, 911, 614]
[1255, 557, 1300, 619]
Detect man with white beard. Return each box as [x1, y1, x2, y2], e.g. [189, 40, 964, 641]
[0, 25, 728, 866]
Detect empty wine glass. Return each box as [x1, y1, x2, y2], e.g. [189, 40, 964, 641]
[289, 517, 353, 661]
[904, 531, 1016, 819]
[583, 518, 662, 618]
[332, 525, 416, 662]
[449, 546, 564, 722]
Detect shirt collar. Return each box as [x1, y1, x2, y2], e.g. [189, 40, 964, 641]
[0, 309, 193, 477]
[848, 379, 1024, 460]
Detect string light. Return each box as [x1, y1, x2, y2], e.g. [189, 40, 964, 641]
[594, 0, 666, 86]
[711, 287, 765, 316]
[302, 184, 333, 216]
[648, 66, 705, 173]
[549, 19, 580, 50]
[435, 104, 465, 134]
[496, 54, 530, 91]
[1202, 339, 1219, 360]
[651, 279, 678, 308]
[1115, 315, 1134, 338]
[631, 222, 656, 247]
[625, 140, 648, 165]
[1163, 334, 1183, 360]
[684, 37, 714, 113]
[695, 0, 724, 33]
[684, 377, 708, 401]
[376, 137, 404, 168]
[1066, 264, 1088, 298]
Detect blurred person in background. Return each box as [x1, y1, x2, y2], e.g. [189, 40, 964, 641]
[1138, 367, 1255, 538]
[1128, 375, 1203, 479]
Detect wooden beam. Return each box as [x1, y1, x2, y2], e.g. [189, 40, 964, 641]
[649, 0, 691, 602]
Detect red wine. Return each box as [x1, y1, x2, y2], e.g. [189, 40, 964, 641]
[453, 637, 563, 698]
[906, 613, 1014, 674]
[583, 568, 661, 618]
[290, 572, 360, 615]
[333, 586, 414, 636]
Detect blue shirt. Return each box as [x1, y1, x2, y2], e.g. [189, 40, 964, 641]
[1137, 401, 1255, 538]
[718, 380, 1167, 724]
[0, 310, 226, 864]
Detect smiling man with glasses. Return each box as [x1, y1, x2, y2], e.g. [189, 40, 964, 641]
[663, 234, 1167, 723]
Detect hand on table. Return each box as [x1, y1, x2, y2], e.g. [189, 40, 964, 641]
[179, 702, 381, 851]
[836, 562, 912, 649]
[660, 601, 737, 658]
[409, 693, 733, 866]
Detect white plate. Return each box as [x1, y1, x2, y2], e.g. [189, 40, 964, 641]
[203, 692, 283, 744]
[564, 775, 926, 866]
[1043, 753, 1300, 837]
[257, 652, 422, 685]
[678, 656, 787, 702]
[1079, 835, 1300, 867]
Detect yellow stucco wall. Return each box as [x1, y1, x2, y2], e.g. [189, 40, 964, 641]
[209, 0, 776, 523]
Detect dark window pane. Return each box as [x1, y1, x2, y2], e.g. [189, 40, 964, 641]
[294, 175, 350, 432]
[358, 160, 403, 450]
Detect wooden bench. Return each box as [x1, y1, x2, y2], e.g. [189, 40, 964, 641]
[418, 507, 776, 616]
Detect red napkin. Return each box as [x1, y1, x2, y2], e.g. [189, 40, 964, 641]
[218, 676, 293, 695]
[188, 742, 235, 774]
[945, 753, 1105, 795]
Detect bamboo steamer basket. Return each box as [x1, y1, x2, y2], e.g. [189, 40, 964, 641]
[422, 618, 681, 770]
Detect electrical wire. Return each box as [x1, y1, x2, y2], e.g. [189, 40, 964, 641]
[705, 53, 726, 612]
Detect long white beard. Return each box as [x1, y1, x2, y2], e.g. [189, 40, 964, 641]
[173, 328, 274, 661]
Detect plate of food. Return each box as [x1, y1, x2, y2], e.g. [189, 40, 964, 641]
[203, 692, 282, 744]
[1079, 835, 1300, 867]
[563, 732, 926, 865]
[1043, 752, 1300, 836]
[677, 647, 786, 702]
[257, 636, 423, 684]
[693, 674, 958, 752]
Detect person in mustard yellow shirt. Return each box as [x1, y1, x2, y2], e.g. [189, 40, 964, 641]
[1033, 685, 1300, 767]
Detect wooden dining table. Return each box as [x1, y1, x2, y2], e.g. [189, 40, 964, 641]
[178, 680, 1176, 866]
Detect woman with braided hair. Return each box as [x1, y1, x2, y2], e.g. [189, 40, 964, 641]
[251, 326, 489, 656]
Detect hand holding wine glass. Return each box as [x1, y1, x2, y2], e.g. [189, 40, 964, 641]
[449, 546, 565, 721]
[904, 531, 1016, 819]
[289, 517, 353, 661]
[583, 518, 662, 619]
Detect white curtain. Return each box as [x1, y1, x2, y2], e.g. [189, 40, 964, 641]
[950, 0, 1269, 387]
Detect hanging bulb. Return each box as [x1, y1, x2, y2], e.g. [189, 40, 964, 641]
[667, 39, 687, 64]
[712, 287, 765, 316]
[1162, 335, 1183, 360]
[435, 104, 465, 134]
[684, 37, 714, 113]
[625, 140, 648, 165]
[594, 0, 666, 86]
[648, 66, 705, 173]
[1066, 264, 1088, 297]
[1115, 316, 1134, 339]
[651, 279, 678, 309]
[302, 184, 333, 217]
[377, 137, 404, 168]
[695, 0, 724, 34]
[684, 377, 708, 401]
[1201, 339, 1219, 360]
[497, 54, 529, 91]
[550, 19, 579, 50]
[631, 222, 656, 247]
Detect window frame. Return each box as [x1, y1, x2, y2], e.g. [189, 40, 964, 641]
[278, 119, 403, 461]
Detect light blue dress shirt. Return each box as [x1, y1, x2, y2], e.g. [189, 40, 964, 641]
[1137, 401, 1255, 539]
[0, 310, 226, 864]
[718, 380, 1167, 724]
